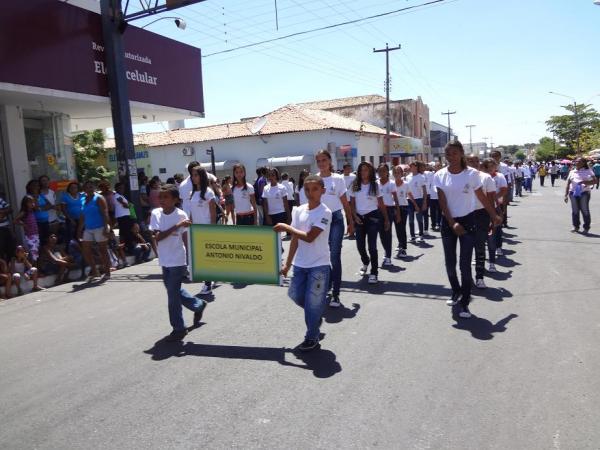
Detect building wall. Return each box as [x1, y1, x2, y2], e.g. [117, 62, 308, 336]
[147, 129, 383, 181]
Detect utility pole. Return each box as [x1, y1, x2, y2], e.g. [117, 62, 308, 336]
[465, 124, 476, 153]
[441, 110, 456, 145]
[373, 43, 401, 160]
[100, 0, 140, 216]
[206, 147, 216, 175]
[100, 0, 206, 218]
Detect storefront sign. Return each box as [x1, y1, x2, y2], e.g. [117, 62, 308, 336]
[189, 225, 281, 285]
[0, 0, 204, 114]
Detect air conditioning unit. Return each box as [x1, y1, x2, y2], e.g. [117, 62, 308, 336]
[182, 146, 195, 156]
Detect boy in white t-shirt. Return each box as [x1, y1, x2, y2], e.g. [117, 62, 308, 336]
[276, 175, 332, 352]
[149, 185, 207, 342]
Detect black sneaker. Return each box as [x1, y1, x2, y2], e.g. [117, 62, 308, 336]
[165, 329, 188, 342]
[298, 339, 320, 352]
[459, 306, 472, 319]
[193, 302, 207, 327]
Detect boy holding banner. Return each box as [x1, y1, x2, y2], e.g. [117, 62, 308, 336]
[276, 176, 332, 352]
[150, 185, 207, 342]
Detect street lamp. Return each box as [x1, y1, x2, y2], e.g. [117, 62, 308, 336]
[206, 147, 216, 175]
[482, 136, 489, 157]
[141, 17, 187, 30]
[548, 91, 581, 152]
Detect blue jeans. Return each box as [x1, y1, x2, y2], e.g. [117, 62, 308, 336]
[570, 191, 591, 230]
[162, 265, 206, 331]
[408, 198, 424, 237]
[288, 265, 331, 340]
[328, 209, 344, 296]
[440, 214, 476, 305]
[354, 210, 381, 275]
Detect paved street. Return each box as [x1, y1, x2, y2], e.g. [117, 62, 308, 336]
[1, 182, 600, 450]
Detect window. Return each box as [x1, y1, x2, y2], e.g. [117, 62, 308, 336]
[159, 168, 167, 174]
[361, 156, 366, 163]
[369, 155, 374, 166]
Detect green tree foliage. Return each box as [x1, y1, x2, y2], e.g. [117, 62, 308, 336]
[546, 103, 600, 152]
[514, 150, 526, 161]
[534, 137, 570, 162]
[72, 130, 115, 182]
[501, 144, 520, 155]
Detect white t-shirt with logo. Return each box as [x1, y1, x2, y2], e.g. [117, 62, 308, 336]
[262, 183, 288, 215]
[474, 172, 496, 210]
[424, 171, 435, 195]
[406, 173, 427, 199]
[350, 183, 381, 215]
[282, 180, 295, 200]
[291, 203, 332, 268]
[433, 167, 482, 218]
[112, 193, 130, 219]
[378, 180, 396, 207]
[295, 185, 308, 206]
[319, 173, 347, 213]
[186, 188, 216, 224]
[149, 207, 188, 268]
[343, 174, 356, 200]
[232, 183, 255, 214]
[394, 181, 409, 206]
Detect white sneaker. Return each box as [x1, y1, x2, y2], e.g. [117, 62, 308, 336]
[359, 264, 368, 276]
[475, 278, 487, 289]
[368, 274, 378, 284]
[417, 236, 424, 243]
[459, 307, 472, 319]
[446, 294, 460, 306]
[382, 257, 392, 267]
[199, 283, 212, 295]
[496, 248, 503, 257]
[471, 259, 476, 265]
[488, 263, 497, 273]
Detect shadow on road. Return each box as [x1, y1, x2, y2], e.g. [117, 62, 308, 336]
[472, 286, 513, 302]
[144, 340, 342, 379]
[341, 279, 451, 300]
[486, 269, 513, 281]
[323, 302, 360, 324]
[395, 253, 424, 263]
[451, 313, 518, 340]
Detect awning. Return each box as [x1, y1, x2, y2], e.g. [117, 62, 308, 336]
[256, 155, 313, 167]
[390, 152, 416, 157]
[199, 160, 239, 171]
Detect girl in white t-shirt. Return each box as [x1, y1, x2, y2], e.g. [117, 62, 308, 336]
[315, 149, 354, 307]
[262, 168, 290, 226]
[232, 163, 258, 226]
[294, 169, 310, 207]
[377, 164, 400, 266]
[187, 166, 217, 296]
[392, 165, 409, 257]
[406, 162, 428, 243]
[434, 142, 502, 319]
[349, 161, 390, 284]
[466, 155, 498, 289]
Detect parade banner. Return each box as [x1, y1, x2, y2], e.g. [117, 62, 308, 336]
[189, 225, 281, 285]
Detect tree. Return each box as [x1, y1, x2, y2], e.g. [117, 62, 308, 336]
[534, 136, 570, 162]
[546, 103, 600, 152]
[72, 129, 115, 182]
[514, 150, 526, 161]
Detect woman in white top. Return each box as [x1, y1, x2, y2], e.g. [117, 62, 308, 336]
[294, 169, 310, 207]
[315, 149, 354, 306]
[377, 163, 400, 267]
[349, 161, 390, 285]
[428, 163, 442, 231]
[466, 155, 497, 289]
[187, 166, 217, 296]
[232, 163, 258, 226]
[392, 165, 409, 258]
[434, 142, 502, 319]
[564, 157, 597, 234]
[406, 161, 428, 243]
[262, 168, 290, 226]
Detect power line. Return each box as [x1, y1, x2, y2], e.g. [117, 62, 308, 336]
[203, 0, 448, 57]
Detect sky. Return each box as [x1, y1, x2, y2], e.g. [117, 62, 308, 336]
[125, 0, 600, 146]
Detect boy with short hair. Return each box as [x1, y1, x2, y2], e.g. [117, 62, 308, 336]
[150, 184, 206, 341]
[275, 175, 332, 352]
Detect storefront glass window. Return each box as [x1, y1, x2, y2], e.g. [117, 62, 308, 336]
[23, 110, 74, 183]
